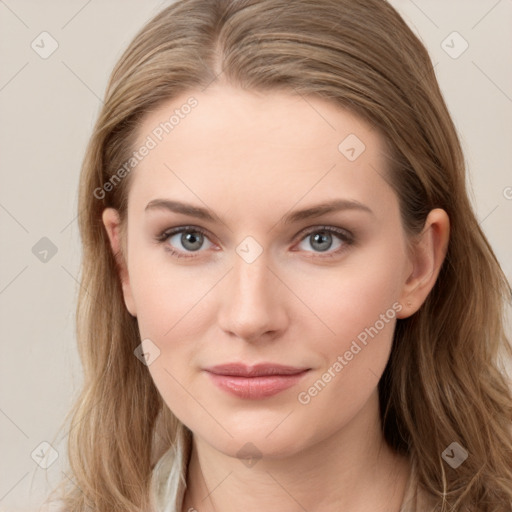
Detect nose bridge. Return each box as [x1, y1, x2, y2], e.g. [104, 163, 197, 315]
[218, 248, 285, 341]
[235, 252, 270, 300]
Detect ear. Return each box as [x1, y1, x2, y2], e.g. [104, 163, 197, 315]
[102, 207, 137, 317]
[396, 208, 450, 319]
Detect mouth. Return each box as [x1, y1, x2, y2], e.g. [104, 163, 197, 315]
[203, 363, 311, 399]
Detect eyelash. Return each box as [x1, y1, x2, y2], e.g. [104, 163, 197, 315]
[154, 225, 355, 260]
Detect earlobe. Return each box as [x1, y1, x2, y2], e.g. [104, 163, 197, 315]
[396, 208, 450, 319]
[101, 208, 137, 317]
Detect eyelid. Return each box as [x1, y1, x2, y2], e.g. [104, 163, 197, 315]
[295, 225, 353, 242]
[155, 225, 212, 242]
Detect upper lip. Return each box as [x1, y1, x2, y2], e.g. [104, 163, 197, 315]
[204, 363, 310, 377]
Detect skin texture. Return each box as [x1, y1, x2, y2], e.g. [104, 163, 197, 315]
[102, 84, 450, 512]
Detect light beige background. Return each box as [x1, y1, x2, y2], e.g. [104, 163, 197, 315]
[0, 1, 511, 510]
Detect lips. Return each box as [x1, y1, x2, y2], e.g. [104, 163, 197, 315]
[204, 363, 310, 399]
[205, 363, 309, 377]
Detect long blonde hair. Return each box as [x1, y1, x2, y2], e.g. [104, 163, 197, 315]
[51, 0, 512, 510]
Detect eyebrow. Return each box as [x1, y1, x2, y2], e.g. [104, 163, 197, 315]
[144, 198, 374, 224]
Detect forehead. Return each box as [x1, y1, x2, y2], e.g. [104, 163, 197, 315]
[128, 84, 395, 216]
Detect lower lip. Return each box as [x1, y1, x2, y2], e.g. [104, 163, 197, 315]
[206, 371, 310, 399]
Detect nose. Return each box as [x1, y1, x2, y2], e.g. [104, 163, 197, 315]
[217, 252, 288, 343]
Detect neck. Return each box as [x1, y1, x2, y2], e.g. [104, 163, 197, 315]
[181, 390, 410, 512]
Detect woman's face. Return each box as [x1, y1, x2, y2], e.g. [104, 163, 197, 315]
[104, 84, 417, 459]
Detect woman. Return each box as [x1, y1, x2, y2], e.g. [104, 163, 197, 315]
[48, 0, 512, 510]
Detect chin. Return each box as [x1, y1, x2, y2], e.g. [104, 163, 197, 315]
[196, 423, 317, 462]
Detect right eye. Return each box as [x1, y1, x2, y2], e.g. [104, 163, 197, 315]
[155, 226, 215, 259]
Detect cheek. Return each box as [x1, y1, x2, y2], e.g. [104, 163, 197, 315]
[131, 265, 211, 428]
[291, 240, 405, 403]
[292, 277, 401, 441]
[291, 238, 406, 349]
[127, 255, 220, 409]
[127, 246, 215, 338]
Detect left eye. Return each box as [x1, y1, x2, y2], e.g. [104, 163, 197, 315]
[295, 227, 353, 256]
